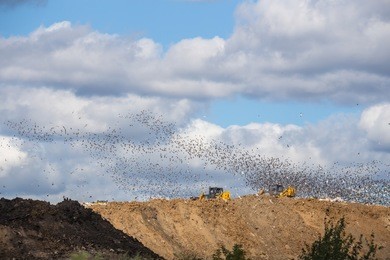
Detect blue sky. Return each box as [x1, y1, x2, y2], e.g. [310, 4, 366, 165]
[0, 0, 389, 203]
[207, 97, 362, 127]
[0, 0, 238, 46]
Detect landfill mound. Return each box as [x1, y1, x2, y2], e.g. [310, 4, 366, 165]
[89, 195, 390, 260]
[0, 197, 162, 259]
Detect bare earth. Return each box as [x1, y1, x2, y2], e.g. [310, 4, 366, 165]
[89, 195, 390, 260]
[0, 198, 162, 259]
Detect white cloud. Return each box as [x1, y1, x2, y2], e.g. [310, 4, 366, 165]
[0, 87, 205, 201]
[221, 123, 325, 164]
[184, 110, 390, 167]
[165, 36, 224, 73]
[1, 0, 389, 103]
[0, 0, 389, 203]
[0, 86, 199, 129]
[226, 0, 390, 103]
[359, 103, 390, 150]
[0, 137, 27, 177]
[0, 96, 389, 202]
[183, 119, 223, 138]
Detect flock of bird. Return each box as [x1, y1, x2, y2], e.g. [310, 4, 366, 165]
[2, 110, 389, 205]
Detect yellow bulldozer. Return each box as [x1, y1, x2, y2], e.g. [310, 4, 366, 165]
[269, 184, 296, 198]
[198, 187, 231, 201]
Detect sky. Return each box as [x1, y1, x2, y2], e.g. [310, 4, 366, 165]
[0, 0, 389, 203]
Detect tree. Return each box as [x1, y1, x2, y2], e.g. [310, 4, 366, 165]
[299, 217, 382, 260]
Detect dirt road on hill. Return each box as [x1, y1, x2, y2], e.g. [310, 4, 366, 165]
[89, 195, 390, 260]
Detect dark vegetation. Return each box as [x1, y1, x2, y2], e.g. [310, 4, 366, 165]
[212, 244, 249, 260]
[299, 217, 382, 260]
[174, 217, 383, 260]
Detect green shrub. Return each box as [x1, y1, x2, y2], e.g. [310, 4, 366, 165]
[299, 217, 382, 260]
[212, 244, 249, 260]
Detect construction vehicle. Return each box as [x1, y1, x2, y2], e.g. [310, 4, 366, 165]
[198, 187, 231, 201]
[269, 184, 296, 198]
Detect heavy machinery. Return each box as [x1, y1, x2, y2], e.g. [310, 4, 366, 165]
[199, 187, 231, 201]
[269, 184, 296, 198]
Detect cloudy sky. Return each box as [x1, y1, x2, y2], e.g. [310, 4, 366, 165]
[0, 0, 389, 203]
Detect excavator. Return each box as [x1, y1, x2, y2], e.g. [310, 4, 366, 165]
[269, 184, 296, 198]
[198, 187, 231, 201]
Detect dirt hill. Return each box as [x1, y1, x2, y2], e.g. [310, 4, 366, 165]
[0, 197, 162, 259]
[89, 195, 390, 260]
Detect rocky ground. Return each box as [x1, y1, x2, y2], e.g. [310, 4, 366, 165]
[0, 197, 162, 259]
[89, 195, 390, 260]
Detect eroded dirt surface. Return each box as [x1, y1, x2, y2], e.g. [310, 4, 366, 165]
[0, 197, 162, 259]
[89, 195, 390, 260]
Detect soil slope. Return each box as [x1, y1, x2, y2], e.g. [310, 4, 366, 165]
[0, 198, 162, 259]
[89, 195, 390, 260]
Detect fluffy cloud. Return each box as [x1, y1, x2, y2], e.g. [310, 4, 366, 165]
[0, 91, 389, 202]
[227, 0, 390, 103]
[0, 86, 200, 132]
[1, 0, 389, 202]
[178, 106, 390, 169]
[0, 137, 27, 177]
[359, 103, 390, 151]
[184, 102, 390, 168]
[1, 0, 389, 103]
[0, 87, 204, 201]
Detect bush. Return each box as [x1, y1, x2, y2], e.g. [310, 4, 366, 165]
[212, 244, 249, 260]
[299, 217, 382, 260]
